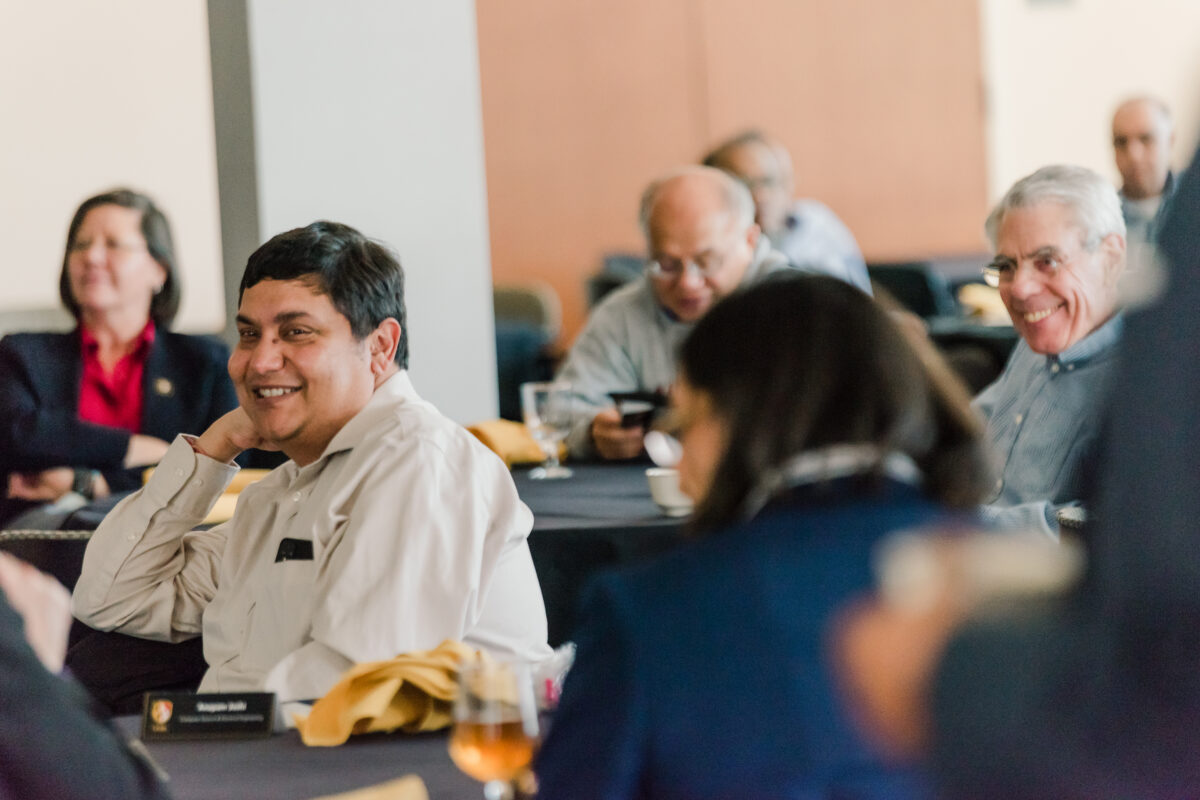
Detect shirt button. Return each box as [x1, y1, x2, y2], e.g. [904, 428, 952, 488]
[994, 478, 1003, 492]
[126, 534, 138, 542]
[293, 492, 302, 503]
[1014, 413, 1023, 425]
[1066, 364, 1075, 371]
[1051, 363, 1060, 374]
[196, 478, 204, 487]
[175, 468, 185, 477]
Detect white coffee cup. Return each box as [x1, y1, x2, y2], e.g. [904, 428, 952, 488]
[646, 467, 693, 517]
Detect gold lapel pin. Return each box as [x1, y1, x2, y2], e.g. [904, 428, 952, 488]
[154, 377, 174, 397]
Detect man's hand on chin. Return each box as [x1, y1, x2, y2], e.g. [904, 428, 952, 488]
[194, 408, 279, 464]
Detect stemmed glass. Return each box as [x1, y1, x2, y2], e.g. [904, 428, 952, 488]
[520, 381, 573, 479]
[448, 656, 541, 800]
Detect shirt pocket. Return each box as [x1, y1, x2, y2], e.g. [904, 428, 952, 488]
[242, 555, 317, 675]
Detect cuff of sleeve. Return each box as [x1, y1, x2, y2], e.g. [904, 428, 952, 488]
[144, 435, 240, 518]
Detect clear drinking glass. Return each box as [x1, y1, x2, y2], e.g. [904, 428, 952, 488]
[448, 656, 541, 800]
[520, 381, 573, 479]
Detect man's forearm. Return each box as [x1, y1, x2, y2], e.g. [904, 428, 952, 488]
[72, 436, 234, 638]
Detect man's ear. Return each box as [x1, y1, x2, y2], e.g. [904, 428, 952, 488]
[367, 318, 402, 374]
[1100, 232, 1127, 285]
[744, 222, 761, 251]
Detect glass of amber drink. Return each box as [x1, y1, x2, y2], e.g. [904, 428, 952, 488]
[448, 655, 540, 799]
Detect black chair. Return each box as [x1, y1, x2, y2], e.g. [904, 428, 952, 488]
[0, 529, 91, 591]
[868, 261, 960, 318]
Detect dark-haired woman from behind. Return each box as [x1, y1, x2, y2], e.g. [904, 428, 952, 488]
[0, 188, 238, 529]
[534, 273, 993, 799]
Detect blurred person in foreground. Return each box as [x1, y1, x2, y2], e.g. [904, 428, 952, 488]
[0, 552, 169, 799]
[73, 221, 549, 707]
[702, 129, 871, 294]
[557, 165, 791, 461]
[0, 188, 238, 528]
[974, 165, 1126, 537]
[837, 143, 1200, 799]
[535, 274, 991, 799]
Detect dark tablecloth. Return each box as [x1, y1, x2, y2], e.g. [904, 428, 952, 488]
[115, 717, 478, 800]
[515, 463, 686, 643]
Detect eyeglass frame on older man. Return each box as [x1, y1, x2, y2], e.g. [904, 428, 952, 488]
[981, 243, 1089, 288]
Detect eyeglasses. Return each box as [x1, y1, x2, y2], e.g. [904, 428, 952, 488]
[645, 251, 728, 282]
[982, 248, 1072, 288]
[69, 238, 148, 256]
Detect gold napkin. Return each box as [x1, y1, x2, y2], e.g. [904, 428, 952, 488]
[295, 640, 472, 747]
[466, 419, 548, 467]
[308, 775, 428, 800]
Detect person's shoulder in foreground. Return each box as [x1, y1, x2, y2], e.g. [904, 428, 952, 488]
[0, 553, 169, 800]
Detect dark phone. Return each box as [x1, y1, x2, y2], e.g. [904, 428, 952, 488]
[609, 391, 668, 429]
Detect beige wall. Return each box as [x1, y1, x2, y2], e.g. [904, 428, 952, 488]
[982, 0, 1200, 201]
[1, 1, 224, 333]
[477, 0, 990, 345]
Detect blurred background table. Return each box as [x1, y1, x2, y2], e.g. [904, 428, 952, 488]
[516, 462, 686, 644]
[115, 717, 478, 800]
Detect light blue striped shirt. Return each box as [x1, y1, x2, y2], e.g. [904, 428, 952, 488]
[973, 313, 1124, 538]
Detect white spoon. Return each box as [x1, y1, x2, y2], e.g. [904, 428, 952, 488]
[644, 430, 683, 468]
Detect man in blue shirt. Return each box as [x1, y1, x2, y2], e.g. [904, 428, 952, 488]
[975, 164, 1126, 537]
[702, 130, 871, 295]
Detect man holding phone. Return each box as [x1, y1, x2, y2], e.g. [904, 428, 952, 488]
[558, 166, 791, 460]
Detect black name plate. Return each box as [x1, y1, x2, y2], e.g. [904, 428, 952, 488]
[141, 691, 276, 740]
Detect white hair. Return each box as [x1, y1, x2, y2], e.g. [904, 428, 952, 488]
[985, 164, 1125, 250]
[637, 165, 756, 240]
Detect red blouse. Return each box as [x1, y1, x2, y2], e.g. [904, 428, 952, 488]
[78, 321, 156, 433]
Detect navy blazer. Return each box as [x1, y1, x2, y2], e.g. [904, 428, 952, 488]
[0, 328, 237, 494]
[535, 478, 944, 800]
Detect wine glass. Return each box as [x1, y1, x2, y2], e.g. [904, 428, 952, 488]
[520, 381, 573, 479]
[448, 656, 541, 800]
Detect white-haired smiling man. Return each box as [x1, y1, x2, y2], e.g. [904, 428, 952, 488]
[975, 164, 1126, 537]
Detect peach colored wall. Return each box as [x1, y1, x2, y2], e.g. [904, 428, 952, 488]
[477, 0, 988, 345]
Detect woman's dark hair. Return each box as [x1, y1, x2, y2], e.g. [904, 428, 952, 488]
[59, 188, 181, 326]
[680, 273, 991, 532]
[239, 221, 409, 368]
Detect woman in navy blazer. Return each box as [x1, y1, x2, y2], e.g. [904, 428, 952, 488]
[534, 274, 993, 799]
[0, 189, 238, 527]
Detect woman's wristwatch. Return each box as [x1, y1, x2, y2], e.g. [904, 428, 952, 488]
[71, 468, 100, 501]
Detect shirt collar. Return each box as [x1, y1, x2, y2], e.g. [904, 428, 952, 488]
[79, 319, 157, 356]
[311, 370, 419, 464]
[1051, 311, 1124, 367]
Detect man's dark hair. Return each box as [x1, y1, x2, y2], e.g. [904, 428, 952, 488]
[59, 188, 181, 326]
[239, 221, 409, 368]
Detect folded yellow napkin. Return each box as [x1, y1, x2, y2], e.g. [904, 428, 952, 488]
[308, 775, 428, 800]
[295, 640, 473, 747]
[466, 419, 548, 467]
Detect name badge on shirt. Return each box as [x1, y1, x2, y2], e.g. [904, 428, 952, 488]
[275, 538, 314, 562]
[141, 691, 276, 740]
